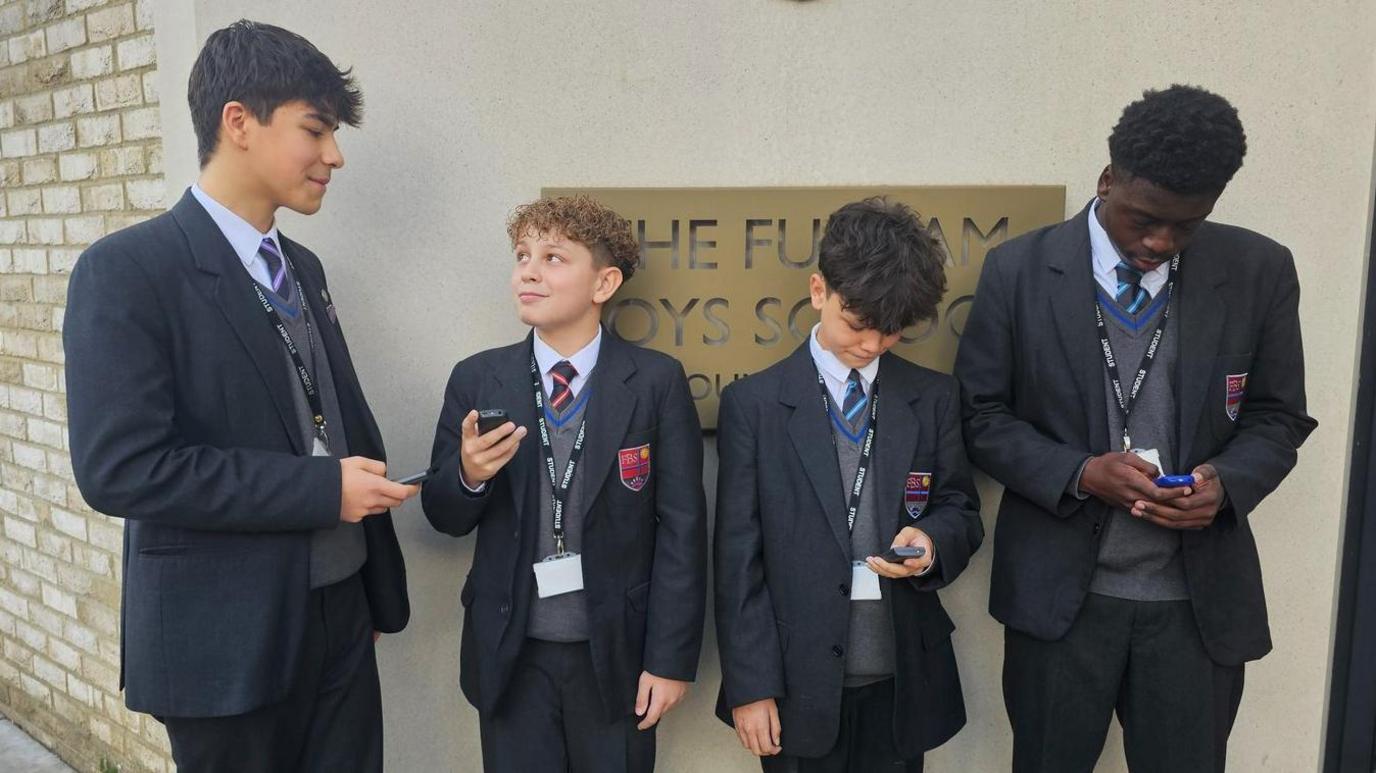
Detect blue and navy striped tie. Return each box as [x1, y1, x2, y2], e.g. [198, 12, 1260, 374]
[1115, 260, 1149, 314]
[842, 369, 867, 427]
[259, 236, 292, 302]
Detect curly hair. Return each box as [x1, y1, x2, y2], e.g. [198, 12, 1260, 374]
[1108, 84, 1247, 195]
[506, 196, 640, 281]
[817, 197, 948, 335]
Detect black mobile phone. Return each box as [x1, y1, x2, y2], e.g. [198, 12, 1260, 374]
[879, 545, 927, 563]
[477, 409, 510, 436]
[390, 468, 433, 486]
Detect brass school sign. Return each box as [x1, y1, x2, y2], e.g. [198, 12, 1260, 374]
[544, 187, 1066, 429]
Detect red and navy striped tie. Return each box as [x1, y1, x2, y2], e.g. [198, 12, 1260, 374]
[549, 360, 578, 412]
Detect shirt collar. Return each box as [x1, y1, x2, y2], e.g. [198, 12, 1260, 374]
[1088, 198, 1170, 287]
[189, 183, 281, 269]
[808, 324, 879, 390]
[533, 326, 602, 379]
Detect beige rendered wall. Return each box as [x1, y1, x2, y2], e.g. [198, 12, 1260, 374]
[136, 1, 1375, 772]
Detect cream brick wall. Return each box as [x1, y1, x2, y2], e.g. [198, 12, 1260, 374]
[0, 0, 169, 770]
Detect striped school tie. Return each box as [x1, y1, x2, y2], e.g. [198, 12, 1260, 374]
[1115, 260, 1149, 314]
[549, 360, 578, 411]
[258, 236, 292, 302]
[841, 369, 867, 426]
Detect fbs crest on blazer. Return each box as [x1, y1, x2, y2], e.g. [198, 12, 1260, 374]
[905, 472, 932, 519]
[1226, 373, 1248, 422]
[619, 444, 651, 492]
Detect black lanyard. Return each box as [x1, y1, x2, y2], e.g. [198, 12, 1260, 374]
[1094, 256, 1178, 452]
[817, 370, 880, 532]
[531, 353, 588, 556]
[251, 269, 329, 452]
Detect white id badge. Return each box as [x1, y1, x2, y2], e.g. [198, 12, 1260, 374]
[1131, 447, 1163, 472]
[850, 561, 882, 601]
[533, 553, 584, 598]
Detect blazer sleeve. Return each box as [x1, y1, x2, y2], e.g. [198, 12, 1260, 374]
[954, 248, 1093, 516]
[1206, 248, 1317, 521]
[713, 384, 786, 709]
[421, 361, 494, 537]
[909, 380, 984, 591]
[642, 363, 708, 682]
[64, 243, 340, 532]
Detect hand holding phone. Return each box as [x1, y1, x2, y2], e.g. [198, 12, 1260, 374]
[461, 408, 526, 488]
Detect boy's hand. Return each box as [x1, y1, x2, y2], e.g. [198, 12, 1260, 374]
[732, 697, 782, 756]
[339, 457, 418, 522]
[459, 410, 527, 488]
[635, 671, 689, 730]
[1131, 463, 1225, 530]
[866, 526, 936, 578]
[1080, 452, 1185, 511]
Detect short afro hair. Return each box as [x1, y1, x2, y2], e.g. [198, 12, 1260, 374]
[817, 197, 948, 335]
[189, 20, 363, 167]
[507, 196, 640, 281]
[1108, 84, 1247, 195]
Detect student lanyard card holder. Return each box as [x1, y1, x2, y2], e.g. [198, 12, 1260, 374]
[1095, 255, 1179, 469]
[817, 371, 883, 601]
[530, 353, 588, 598]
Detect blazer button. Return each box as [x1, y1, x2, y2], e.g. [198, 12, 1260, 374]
[831, 645, 844, 658]
[1092, 520, 1102, 535]
[838, 584, 849, 596]
[499, 603, 510, 616]
[513, 530, 520, 540]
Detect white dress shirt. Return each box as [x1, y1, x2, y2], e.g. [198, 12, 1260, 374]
[189, 183, 283, 289]
[808, 324, 879, 409]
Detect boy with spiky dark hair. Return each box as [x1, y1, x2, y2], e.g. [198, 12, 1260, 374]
[423, 195, 707, 772]
[956, 85, 1316, 772]
[65, 20, 415, 771]
[715, 197, 983, 771]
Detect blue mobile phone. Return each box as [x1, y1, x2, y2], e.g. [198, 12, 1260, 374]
[1154, 474, 1195, 488]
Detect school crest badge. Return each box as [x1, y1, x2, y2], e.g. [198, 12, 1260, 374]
[1225, 373, 1248, 422]
[618, 444, 651, 492]
[905, 472, 932, 519]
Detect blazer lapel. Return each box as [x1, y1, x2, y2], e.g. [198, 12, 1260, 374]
[1048, 203, 1111, 453]
[780, 343, 851, 560]
[494, 335, 540, 532]
[579, 331, 637, 530]
[1175, 235, 1228, 467]
[874, 354, 921, 535]
[172, 191, 304, 455]
[279, 237, 386, 459]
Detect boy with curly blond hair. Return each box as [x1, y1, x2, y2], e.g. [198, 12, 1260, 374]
[423, 196, 707, 771]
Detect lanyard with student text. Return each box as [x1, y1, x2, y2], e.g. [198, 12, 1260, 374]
[1095, 255, 1179, 452]
[531, 353, 588, 556]
[817, 371, 880, 532]
[250, 272, 329, 452]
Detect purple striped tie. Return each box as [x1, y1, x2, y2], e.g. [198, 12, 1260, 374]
[258, 237, 292, 302]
